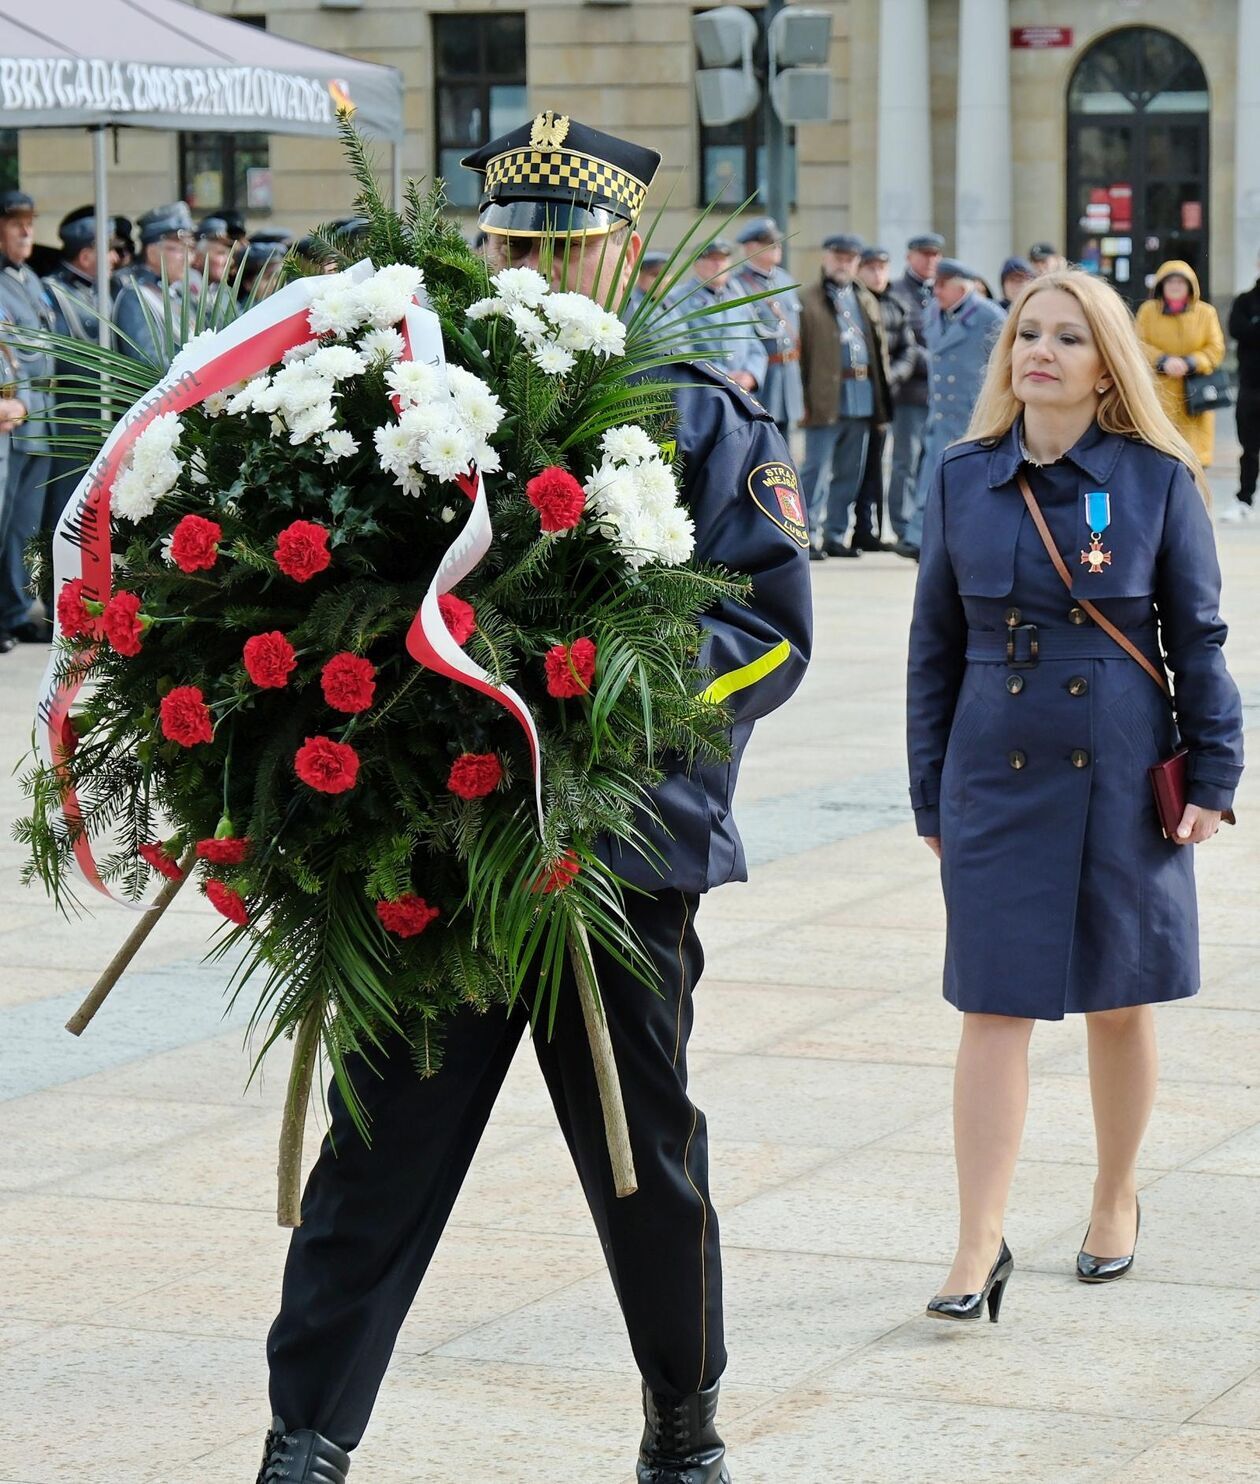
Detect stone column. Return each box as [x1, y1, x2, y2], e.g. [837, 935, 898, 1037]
[955, 0, 1012, 282]
[876, 0, 934, 252]
[1236, 0, 1260, 289]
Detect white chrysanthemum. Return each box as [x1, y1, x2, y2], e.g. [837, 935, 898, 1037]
[177, 328, 218, 361]
[395, 469, 426, 499]
[160, 532, 177, 565]
[584, 462, 641, 523]
[282, 340, 320, 364]
[372, 262, 425, 302]
[189, 449, 210, 488]
[308, 284, 366, 338]
[358, 327, 406, 362]
[227, 375, 271, 415]
[470, 440, 502, 474]
[465, 297, 507, 322]
[600, 425, 659, 466]
[357, 276, 416, 331]
[111, 465, 162, 522]
[543, 291, 601, 339]
[307, 345, 366, 381]
[417, 424, 473, 482]
[445, 365, 485, 399]
[385, 360, 445, 408]
[450, 384, 504, 439]
[632, 459, 678, 516]
[531, 343, 577, 376]
[506, 303, 547, 344]
[202, 389, 232, 418]
[288, 402, 337, 445]
[373, 422, 413, 476]
[279, 379, 337, 423]
[585, 309, 626, 358]
[440, 505, 458, 523]
[135, 412, 183, 461]
[321, 429, 360, 463]
[490, 266, 549, 307]
[653, 505, 696, 566]
[615, 508, 662, 571]
[269, 415, 286, 438]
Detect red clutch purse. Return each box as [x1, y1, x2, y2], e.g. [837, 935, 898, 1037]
[1149, 749, 1237, 840]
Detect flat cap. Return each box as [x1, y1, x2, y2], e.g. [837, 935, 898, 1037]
[907, 232, 945, 252]
[1000, 255, 1035, 280]
[860, 245, 891, 264]
[196, 216, 233, 245]
[736, 216, 783, 245]
[1028, 242, 1057, 260]
[60, 216, 101, 251]
[464, 110, 660, 240]
[935, 258, 978, 281]
[0, 190, 35, 217]
[138, 202, 193, 245]
[823, 232, 865, 255]
[639, 249, 670, 269]
[696, 238, 732, 258]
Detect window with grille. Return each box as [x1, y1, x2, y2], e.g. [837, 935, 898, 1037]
[178, 15, 271, 216]
[433, 13, 529, 208]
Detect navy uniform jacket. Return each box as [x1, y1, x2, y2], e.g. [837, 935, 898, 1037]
[602, 362, 813, 892]
[907, 422, 1243, 1017]
[729, 264, 804, 425]
[0, 257, 56, 456]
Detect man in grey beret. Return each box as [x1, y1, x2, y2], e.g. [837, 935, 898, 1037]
[886, 232, 944, 543]
[114, 202, 195, 367]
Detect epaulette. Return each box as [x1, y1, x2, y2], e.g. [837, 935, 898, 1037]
[941, 438, 992, 464]
[689, 359, 774, 421]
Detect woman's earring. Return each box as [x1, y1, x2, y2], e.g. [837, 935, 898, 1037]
[1096, 383, 1110, 394]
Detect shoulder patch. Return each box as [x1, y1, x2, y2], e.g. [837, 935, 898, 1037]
[748, 461, 809, 547]
[693, 359, 773, 421]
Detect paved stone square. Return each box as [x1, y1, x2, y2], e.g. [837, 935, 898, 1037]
[2, 467, 1259, 1482]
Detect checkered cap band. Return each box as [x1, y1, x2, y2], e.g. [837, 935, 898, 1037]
[484, 148, 648, 220]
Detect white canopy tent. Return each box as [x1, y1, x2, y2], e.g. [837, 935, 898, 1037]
[0, 0, 406, 341]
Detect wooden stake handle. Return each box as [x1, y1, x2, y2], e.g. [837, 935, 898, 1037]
[277, 1006, 322, 1228]
[65, 849, 197, 1036]
[569, 921, 638, 1198]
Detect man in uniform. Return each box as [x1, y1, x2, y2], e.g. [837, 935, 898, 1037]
[626, 246, 670, 320]
[729, 217, 803, 439]
[114, 202, 196, 367]
[0, 190, 58, 648]
[887, 232, 943, 543]
[856, 244, 918, 552]
[798, 233, 892, 559]
[897, 259, 1006, 559]
[256, 113, 813, 1484]
[658, 238, 767, 393]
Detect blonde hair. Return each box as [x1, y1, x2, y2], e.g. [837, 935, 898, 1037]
[967, 269, 1210, 500]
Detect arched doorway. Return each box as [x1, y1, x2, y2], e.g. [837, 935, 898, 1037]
[1067, 27, 1210, 305]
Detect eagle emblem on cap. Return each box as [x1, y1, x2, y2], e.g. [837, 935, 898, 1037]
[530, 111, 571, 150]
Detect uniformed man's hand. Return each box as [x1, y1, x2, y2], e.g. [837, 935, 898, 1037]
[0, 396, 26, 432]
[923, 835, 942, 860]
[730, 371, 757, 391]
[1174, 804, 1220, 845]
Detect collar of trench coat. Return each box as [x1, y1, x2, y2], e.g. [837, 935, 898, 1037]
[985, 417, 1125, 490]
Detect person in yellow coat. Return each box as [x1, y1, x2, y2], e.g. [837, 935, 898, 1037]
[1136, 260, 1226, 468]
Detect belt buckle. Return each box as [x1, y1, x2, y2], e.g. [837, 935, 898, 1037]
[1005, 622, 1039, 668]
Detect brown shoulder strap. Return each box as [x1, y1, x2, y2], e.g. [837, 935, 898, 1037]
[1015, 472, 1170, 698]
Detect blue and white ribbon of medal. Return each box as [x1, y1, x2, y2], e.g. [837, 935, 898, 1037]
[1081, 490, 1113, 574]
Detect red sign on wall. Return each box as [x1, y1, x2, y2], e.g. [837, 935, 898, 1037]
[1108, 184, 1133, 231]
[1011, 26, 1074, 49]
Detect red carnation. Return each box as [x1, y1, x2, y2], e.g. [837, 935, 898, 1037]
[56, 578, 96, 639]
[274, 520, 331, 582]
[140, 842, 185, 881]
[320, 652, 376, 713]
[102, 590, 146, 657]
[526, 466, 586, 533]
[544, 637, 597, 698]
[243, 631, 297, 689]
[160, 685, 214, 747]
[376, 894, 441, 939]
[205, 878, 248, 925]
[438, 593, 477, 645]
[196, 836, 251, 865]
[535, 849, 581, 894]
[170, 513, 222, 573]
[447, 752, 503, 800]
[294, 735, 360, 794]
[57, 712, 80, 761]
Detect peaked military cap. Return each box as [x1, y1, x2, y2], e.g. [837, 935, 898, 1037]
[1028, 241, 1057, 261]
[0, 190, 35, 217]
[935, 258, 979, 281]
[462, 111, 660, 239]
[640, 249, 670, 269]
[60, 216, 101, 251]
[822, 232, 865, 255]
[1000, 255, 1035, 280]
[907, 232, 945, 252]
[697, 238, 732, 258]
[251, 227, 295, 247]
[736, 216, 783, 245]
[861, 245, 891, 264]
[196, 216, 233, 245]
[138, 201, 193, 245]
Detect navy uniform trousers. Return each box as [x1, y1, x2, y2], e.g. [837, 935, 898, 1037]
[267, 887, 724, 1452]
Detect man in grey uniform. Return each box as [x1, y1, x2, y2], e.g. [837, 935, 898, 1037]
[0, 191, 58, 646]
[114, 203, 196, 367]
[658, 238, 768, 393]
[887, 232, 943, 541]
[729, 217, 802, 439]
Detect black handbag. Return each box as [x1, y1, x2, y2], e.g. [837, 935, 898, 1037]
[1184, 367, 1234, 415]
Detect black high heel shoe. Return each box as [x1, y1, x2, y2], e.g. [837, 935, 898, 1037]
[926, 1239, 1014, 1323]
[1077, 1198, 1141, 1283]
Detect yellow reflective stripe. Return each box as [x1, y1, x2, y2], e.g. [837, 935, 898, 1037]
[700, 638, 791, 705]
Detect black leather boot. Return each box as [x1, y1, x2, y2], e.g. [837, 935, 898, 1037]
[637, 1381, 731, 1483]
[256, 1416, 350, 1483]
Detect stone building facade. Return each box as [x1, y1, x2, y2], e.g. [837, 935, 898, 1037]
[11, 0, 1257, 305]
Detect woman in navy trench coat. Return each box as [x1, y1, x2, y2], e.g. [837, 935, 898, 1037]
[907, 271, 1243, 1322]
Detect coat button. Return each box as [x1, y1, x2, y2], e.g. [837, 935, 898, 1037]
[1006, 674, 1024, 695]
[1068, 606, 1088, 625]
[1009, 749, 1027, 769]
[1071, 748, 1090, 768]
[1068, 676, 1088, 696]
[1005, 606, 1022, 627]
